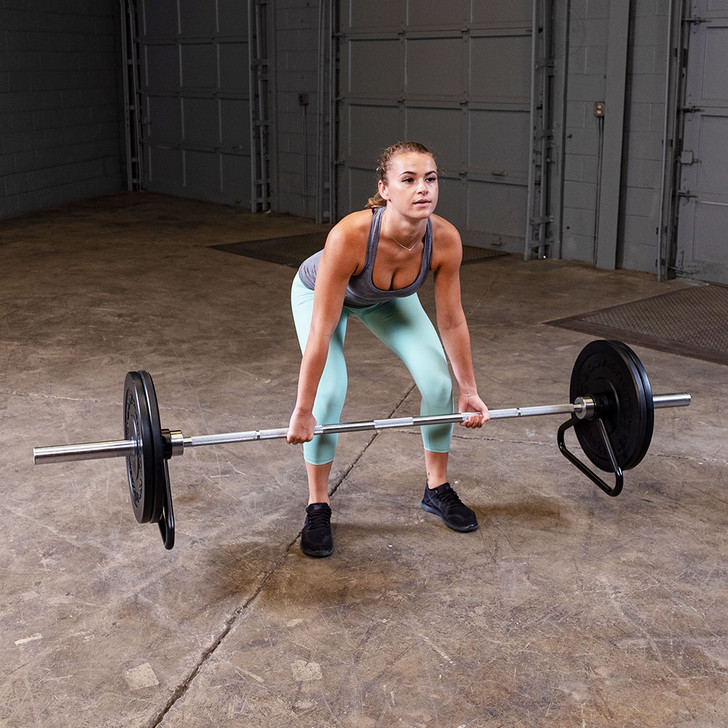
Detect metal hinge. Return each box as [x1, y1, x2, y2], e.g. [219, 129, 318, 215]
[676, 190, 697, 200]
[679, 106, 703, 113]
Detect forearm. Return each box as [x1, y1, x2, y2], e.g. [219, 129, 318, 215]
[438, 318, 479, 395]
[294, 334, 330, 413]
[287, 334, 329, 444]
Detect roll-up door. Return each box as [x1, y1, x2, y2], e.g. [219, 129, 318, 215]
[135, 0, 252, 206]
[337, 0, 534, 252]
[674, 1, 728, 283]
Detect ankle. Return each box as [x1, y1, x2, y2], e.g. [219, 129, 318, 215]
[427, 481, 448, 490]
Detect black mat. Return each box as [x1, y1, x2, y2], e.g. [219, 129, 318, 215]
[548, 284, 728, 365]
[211, 233, 507, 269]
[210, 233, 327, 268]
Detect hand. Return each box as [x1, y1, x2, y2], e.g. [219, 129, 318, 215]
[458, 392, 489, 428]
[286, 409, 317, 444]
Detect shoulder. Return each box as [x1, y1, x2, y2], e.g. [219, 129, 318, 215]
[431, 213, 460, 245]
[430, 214, 462, 270]
[328, 209, 374, 242]
[320, 209, 372, 275]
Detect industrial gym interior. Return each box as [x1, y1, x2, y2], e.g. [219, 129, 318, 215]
[2, 1, 727, 726]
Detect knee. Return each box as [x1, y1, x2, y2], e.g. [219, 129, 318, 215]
[314, 377, 347, 421]
[420, 368, 453, 410]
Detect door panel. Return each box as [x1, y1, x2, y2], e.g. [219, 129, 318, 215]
[137, 0, 251, 207]
[337, 0, 533, 252]
[675, 4, 728, 281]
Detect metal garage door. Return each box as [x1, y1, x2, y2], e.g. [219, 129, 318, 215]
[133, 0, 252, 207]
[336, 0, 534, 252]
[674, 0, 728, 283]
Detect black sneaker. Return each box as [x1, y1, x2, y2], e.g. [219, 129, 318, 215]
[301, 503, 334, 557]
[421, 482, 479, 532]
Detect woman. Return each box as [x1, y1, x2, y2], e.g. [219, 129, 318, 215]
[287, 141, 489, 557]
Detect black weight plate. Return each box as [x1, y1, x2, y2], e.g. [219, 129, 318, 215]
[613, 340, 654, 468]
[570, 340, 653, 472]
[124, 372, 155, 524]
[138, 370, 166, 524]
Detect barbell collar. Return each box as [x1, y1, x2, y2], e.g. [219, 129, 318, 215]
[165, 429, 185, 458]
[574, 396, 595, 421]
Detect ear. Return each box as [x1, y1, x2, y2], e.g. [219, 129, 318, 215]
[377, 179, 389, 200]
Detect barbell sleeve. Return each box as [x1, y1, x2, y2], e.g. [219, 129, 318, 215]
[33, 439, 138, 464]
[653, 393, 691, 409]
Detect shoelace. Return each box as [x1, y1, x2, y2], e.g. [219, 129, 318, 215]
[433, 487, 465, 512]
[306, 509, 331, 530]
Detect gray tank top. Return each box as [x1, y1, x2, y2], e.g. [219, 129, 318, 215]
[297, 206, 433, 308]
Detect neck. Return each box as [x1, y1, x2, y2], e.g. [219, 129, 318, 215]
[383, 208, 425, 252]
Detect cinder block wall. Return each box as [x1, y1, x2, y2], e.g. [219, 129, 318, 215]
[561, 1, 669, 273]
[0, 1, 124, 219]
[620, 2, 669, 272]
[273, 0, 320, 219]
[561, 1, 608, 264]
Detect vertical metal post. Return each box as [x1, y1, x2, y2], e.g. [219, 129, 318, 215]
[525, 0, 554, 260]
[328, 0, 336, 223]
[316, 0, 336, 225]
[119, 0, 143, 190]
[316, 0, 326, 224]
[248, 0, 272, 212]
[548, 0, 570, 261]
[594, 0, 631, 270]
[657, 0, 688, 281]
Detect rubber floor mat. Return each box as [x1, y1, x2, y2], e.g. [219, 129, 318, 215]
[211, 233, 507, 268]
[548, 283, 728, 365]
[210, 233, 327, 268]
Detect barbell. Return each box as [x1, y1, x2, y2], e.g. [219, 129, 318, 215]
[33, 340, 691, 550]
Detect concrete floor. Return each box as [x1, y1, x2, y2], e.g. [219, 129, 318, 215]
[1, 192, 726, 728]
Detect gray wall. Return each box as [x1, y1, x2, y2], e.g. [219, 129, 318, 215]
[561, 0, 669, 274]
[0, 1, 124, 219]
[621, 2, 669, 273]
[136, 0, 252, 207]
[335, 0, 533, 253]
[273, 0, 674, 274]
[0, 1, 715, 281]
[272, 0, 322, 219]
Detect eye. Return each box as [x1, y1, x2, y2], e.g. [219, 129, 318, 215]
[426, 175, 438, 183]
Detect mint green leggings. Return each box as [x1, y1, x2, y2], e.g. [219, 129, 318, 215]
[291, 274, 454, 465]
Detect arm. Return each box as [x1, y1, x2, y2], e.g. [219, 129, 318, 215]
[431, 218, 489, 428]
[287, 216, 365, 444]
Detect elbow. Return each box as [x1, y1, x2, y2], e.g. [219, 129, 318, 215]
[437, 315, 468, 334]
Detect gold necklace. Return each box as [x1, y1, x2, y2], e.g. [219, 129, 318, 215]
[385, 210, 420, 252]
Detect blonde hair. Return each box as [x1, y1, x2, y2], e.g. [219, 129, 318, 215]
[366, 141, 436, 209]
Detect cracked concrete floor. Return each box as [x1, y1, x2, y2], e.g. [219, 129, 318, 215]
[1, 192, 726, 727]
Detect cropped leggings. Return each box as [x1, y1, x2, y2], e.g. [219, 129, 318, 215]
[291, 273, 454, 465]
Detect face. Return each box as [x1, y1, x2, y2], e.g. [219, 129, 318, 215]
[378, 151, 439, 218]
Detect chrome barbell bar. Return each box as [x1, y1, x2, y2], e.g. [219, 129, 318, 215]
[32, 392, 691, 466]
